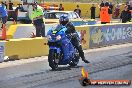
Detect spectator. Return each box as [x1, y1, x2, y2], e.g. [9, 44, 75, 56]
[90, 4, 96, 19]
[9, 0, 13, 10]
[100, 2, 112, 24]
[74, 5, 81, 17]
[59, 4, 64, 11]
[0, 2, 8, 28]
[120, 5, 131, 23]
[31, 3, 45, 37]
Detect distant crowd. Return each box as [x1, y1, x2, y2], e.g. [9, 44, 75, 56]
[59, 0, 132, 24]
[98, 0, 131, 23]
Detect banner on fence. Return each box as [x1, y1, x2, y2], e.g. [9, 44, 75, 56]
[89, 24, 132, 48]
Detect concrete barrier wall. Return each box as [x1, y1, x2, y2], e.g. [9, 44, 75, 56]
[3, 25, 89, 60]
[3, 23, 132, 60]
[0, 41, 6, 62]
[75, 26, 89, 49]
[5, 37, 49, 59]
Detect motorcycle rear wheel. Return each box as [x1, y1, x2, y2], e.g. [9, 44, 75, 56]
[69, 50, 80, 66]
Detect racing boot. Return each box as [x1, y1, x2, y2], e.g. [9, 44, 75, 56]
[78, 45, 90, 63]
[82, 57, 90, 63]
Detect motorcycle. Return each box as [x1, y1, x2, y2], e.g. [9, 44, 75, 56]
[47, 24, 80, 70]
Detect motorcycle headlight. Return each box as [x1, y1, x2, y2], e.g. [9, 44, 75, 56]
[47, 35, 52, 40]
[56, 35, 61, 40]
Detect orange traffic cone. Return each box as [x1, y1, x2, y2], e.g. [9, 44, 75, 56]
[1, 24, 6, 40]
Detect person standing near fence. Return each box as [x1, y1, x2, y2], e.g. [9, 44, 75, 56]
[90, 4, 96, 19]
[31, 2, 45, 37]
[0, 2, 8, 28]
[59, 4, 64, 11]
[100, 2, 112, 24]
[74, 5, 81, 17]
[120, 5, 131, 23]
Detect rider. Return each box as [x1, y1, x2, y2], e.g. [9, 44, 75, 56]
[59, 15, 90, 63]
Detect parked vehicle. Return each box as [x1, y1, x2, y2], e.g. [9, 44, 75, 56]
[44, 11, 80, 19]
[44, 11, 96, 25]
[47, 24, 80, 70]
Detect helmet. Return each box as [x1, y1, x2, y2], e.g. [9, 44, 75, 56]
[59, 14, 69, 26]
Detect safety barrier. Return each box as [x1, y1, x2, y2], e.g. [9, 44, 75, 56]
[0, 22, 132, 62]
[7, 22, 132, 48]
[88, 22, 132, 48]
[7, 23, 94, 40]
[76, 22, 132, 49]
[4, 37, 48, 60]
[0, 25, 89, 61]
[0, 28, 89, 61]
[75, 26, 89, 49]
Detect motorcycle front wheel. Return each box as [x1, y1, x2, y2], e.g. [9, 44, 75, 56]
[48, 49, 59, 70]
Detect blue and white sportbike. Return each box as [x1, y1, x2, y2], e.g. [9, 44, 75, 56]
[47, 24, 80, 70]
